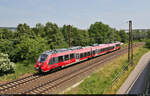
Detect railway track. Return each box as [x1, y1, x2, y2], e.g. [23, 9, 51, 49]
[0, 73, 41, 92]
[0, 42, 144, 94]
[21, 50, 123, 94]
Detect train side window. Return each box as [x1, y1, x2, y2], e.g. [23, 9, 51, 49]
[70, 54, 74, 59]
[86, 52, 88, 56]
[80, 53, 83, 58]
[64, 55, 69, 61]
[93, 51, 95, 54]
[85, 52, 87, 57]
[99, 49, 102, 53]
[97, 49, 99, 53]
[103, 48, 105, 51]
[49, 58, 53, 65]
[85, 53, 87, 56]
[54, 57, 58, 63]
[84, 53, 86, 57]
[80, 53, 82, 58]
[53, 58, 55, 64]
[49, 57, 59, 65]
[82, 53, 84, 58]
[58, 56, 63, 62]
[88, 52, 90, 56]
[96, 49, 98, 54]
[116, 44, 120, 47]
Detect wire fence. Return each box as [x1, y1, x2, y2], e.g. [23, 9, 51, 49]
[111, 63, 130, 88]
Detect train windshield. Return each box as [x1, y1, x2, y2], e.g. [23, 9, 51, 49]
[38, 54, 48, 62]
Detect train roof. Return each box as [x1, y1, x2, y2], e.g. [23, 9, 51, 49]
[91, 44, 99, 46]
[42, 49, 68, 55]
[82, 46, 92, 49]
[98, 44, 106, 46]
[42, 46, 82, 55]
[41, 42, 122, 56]
[68, 46, 82, 50]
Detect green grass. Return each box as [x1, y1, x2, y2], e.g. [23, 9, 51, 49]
[0, 62, 36, 81]
[66, 46, 149, 94]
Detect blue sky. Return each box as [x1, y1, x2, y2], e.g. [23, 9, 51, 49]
[0, 0, 150, 29]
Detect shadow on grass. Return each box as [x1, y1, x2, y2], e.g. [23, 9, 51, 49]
[0, 70, 15, 77]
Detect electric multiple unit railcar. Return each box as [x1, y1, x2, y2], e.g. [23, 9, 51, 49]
[35, 42, 121, 72]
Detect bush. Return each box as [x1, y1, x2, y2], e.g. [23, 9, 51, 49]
[13, 36, 49, 63]
[0, 53, 15, 73]
[145, 39, 150, 48]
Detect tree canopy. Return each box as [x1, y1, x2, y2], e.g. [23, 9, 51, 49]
[0, 21, 130, 64]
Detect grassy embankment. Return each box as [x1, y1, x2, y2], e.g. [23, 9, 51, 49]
[0, 62, 36, 82]
[66, 45, 149, 94]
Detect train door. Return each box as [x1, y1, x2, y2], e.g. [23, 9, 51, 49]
[90, 48, 92, 57]
[76, 53, 80, 62]
[96, 49, 98, 56]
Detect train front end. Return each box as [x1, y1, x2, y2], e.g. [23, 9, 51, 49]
[35, 53, 49, 72]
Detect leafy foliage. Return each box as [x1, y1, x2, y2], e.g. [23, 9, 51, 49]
[14, 36, 49, 63]
[0, 21, 129, 71]
[88, 22, 124, 44]
[61, 25, 90, 46]
[0, 53, 15, 73]
[133, 30, 147, 41]
[145, 39, 150, 48]
[44, 22, 68, 49]
[146, 30, 150, 39]
[118, 30, 128, 42]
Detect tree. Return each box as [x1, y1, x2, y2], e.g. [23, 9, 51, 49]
[13, 36, 49, 63]
[0, 28, 15, 40]
[88, 22, 114, 44]
[114, 30, 121, 42]
[17, 23, 35, 39]
[147, 30, 150, 39]
[44, 22, 68, 49]
[32, 23, 45, 37]
[118, 30, 128, 42]
[145, 39, 150, 48]
[71, 29, 90, 46]
[60, 25, 69, 43]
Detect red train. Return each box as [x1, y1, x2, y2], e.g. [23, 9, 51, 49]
[35, 42, 121, 72]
